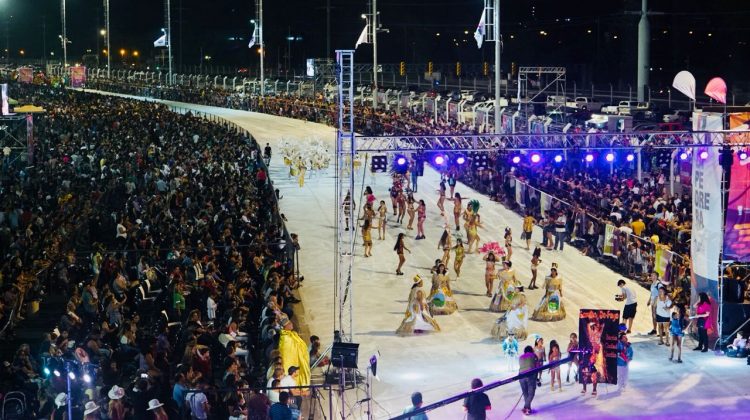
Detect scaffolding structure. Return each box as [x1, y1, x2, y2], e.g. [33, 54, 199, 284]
[517, 66, 566, 132]
[0, 114, 33, 168]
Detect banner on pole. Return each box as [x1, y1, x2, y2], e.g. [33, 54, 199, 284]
[1, 84, 8, 116]
[578, 309, 620, 385]
[18, 67, 33, 84]
[690, 112, 723, 337]
[654, 247, 673, 286]
[515, 182, 524, 207]
[603, 224, 616, 257]
[540, 192, 551, 217]
[69, 66, 87, 88]
[722, 113, 750, 261]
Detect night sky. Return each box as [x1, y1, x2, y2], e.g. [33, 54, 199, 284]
[2, 1, 749, 89]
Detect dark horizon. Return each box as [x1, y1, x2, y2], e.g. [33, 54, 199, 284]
[2, 1, 749, 89]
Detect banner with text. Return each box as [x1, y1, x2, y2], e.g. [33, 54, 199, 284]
[18, 67, 33, 84]
[723, 112, 750, 261]
[578, 309, 620, 385]
[69, 66, 87, 88]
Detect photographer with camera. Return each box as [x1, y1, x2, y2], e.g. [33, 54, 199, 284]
[616, 279, 637, 334]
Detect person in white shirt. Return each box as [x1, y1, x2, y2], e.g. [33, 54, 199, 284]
[617, 279, 637, 334]
[654, 287, 673, 345]
[206, 292, 218, 321]
[268, 379, 280, 403]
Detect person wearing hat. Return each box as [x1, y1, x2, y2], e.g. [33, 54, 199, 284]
[83, 401, 100, 420]
[531, 263, 566, 322]
[147, 399, 168, 420]
[277, 317, 311, 387]
[108, 385, 127, 420]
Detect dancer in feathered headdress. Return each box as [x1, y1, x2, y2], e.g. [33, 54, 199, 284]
[464, 199, 482, 253]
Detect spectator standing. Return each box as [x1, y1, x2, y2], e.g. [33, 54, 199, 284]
[522, 212, 535, 250]
[617, 280, 637, 334]
[185, 379, 210, 420]
[462, 378, 491, 420]
[269, 391, 293, 420]
[264, 143, 273, 166]
[518, 345, 537, 416]
[402, 391, 428, 420]
[646, 273, 660, 335]
[616, 333, 633, 392]
[669, 310, 685, 363]
[693, 292, 712, 352]
[147, 399, 169, 420]
[654, 287, 673, 345]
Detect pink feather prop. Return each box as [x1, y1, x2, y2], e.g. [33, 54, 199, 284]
[479, 241, 506, 256]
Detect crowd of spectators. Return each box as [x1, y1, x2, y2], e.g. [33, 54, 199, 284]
[0, 83, 310, 419]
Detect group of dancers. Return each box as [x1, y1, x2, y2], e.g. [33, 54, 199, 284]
[355, 172, 571, 338]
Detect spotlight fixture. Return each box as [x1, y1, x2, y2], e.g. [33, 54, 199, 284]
[83, 373, 92, 383]
[53, 369, 61, 377]
[455, 155, 466, 165]
[554, 155, 563, 163]
[530, 153, 541, 164]
[585, 154, 594, 163]
[699, 150, 709, 160]
[740, 151, 748, 160]
[626, 154, 635, 162]
[396, 156, 407, 166]
[511, 156, 521, 164]
[605, 152, 615, 162]
[434, 155, 446, 165]
[43, 367, 51, 376]
[68, 371, 76, 380]
[679, 152, 689, 161]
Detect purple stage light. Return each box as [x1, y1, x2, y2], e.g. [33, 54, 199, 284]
[396, 156, 407, 166]
[554, 155, 563, 163]
[585, 154, 594, 163]
[456, 156, 466, 165]
[626, 154, 635, 162]
[679, 152, 688, 161]
[511, 156, 521, 164]
[740, 151, 748, 160]
[605, 152, 615, 162]
[434, 155, 446, 165]
[699, 150, 709, 160]
[530, 153, 541, 163]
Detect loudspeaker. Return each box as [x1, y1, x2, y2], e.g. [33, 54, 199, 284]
[331, 342, 359, 369]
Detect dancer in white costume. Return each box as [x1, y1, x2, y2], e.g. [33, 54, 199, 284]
[427, 263, 458, 315]
[397, 275, 441, 336]
[490, 261, 523, 312]
[491, 294, 529, 341]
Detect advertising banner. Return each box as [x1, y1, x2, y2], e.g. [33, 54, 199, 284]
[69, 66, 87, 88]
[578, 309, 620, 385]
[723, 113, 750, 261]
[18, 67, 33, 84]
[602, 224, 616, 257]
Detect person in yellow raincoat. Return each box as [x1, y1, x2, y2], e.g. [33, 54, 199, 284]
[278, 317, 311, 386]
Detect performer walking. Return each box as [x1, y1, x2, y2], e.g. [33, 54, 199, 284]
[483, 250, 499, 297]
[566, 333, 579, 383]
[361, 219, 373, 257]
[490, 261, 523, 312]
[448, 193, 464, 231]
[396, 278, 441, 336]
[453, 239, 465, 278]
[504, 227, 513, 261]
[390, 174, 403, 216]
[522, 211, 535, 250]
[528, 247, 542, 289]
[549, 340, 562, 391]
[416, 199, 427, 240]
[394, 233, 411, 275]
[669, 309, 685, 363]
[437, 179, 447, 216]
[532, 263, 566, 321]
[427, 263, 458, 315]
[377, 200, 388, 240]
[406, 194, 416, 230]
[464, 200, 481, 253]
[438, 230, 452, 266]
[397, 190, 407, 224]
[491, 294, 528, 340]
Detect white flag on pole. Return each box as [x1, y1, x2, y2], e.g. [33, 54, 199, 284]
[355, 25, 369, 49]
[153, 33, 167, 48]
[1, 84, 8, 116]
[248, 23, 258, 48]
[474, 10, 486, 49]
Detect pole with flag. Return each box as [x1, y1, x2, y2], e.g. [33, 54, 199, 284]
[474, 10, 486, 49]
[248, 21, 258, 49]
[355, 25, 369, 49]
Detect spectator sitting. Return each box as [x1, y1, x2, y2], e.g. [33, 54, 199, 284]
[726, 332, 748, 358]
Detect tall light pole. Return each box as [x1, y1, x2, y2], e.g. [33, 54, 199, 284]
[61, 0, 68, 68]
[166, 0, 173, 83]
[493, 0, 501, 133]
[257, 0, 264, 95]
[636, 0, 649, 102]
[104, 0, 110, 78]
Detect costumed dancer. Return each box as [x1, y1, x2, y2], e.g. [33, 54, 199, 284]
[397, 190, 407, 224]
[528, 247, 542, 289]
[361, 219, 373, 257]
[394, 233, 411, 275]
[464, 200, 482, 254]
[491, 293, 529, 341]
[437, 179, 447, 216]
[416, 200, 427, 240]
[427, 263, 458, 315]
[483, 250, 498, 297]
[406, 194, 416, 230]
[278, 317, 311, 387]
[377, 200, 388, 240]
[502, 333, 520, 371]
[531, 263, 566, 321]
[390, 175, 403, 216]
[448, 192, 463, 231]
[438, 229, 452, 266]
[453, 239, 465, 278]
[490, 261, 523, 312]
[396, 279, 441, 336]
[504, 227, 513, 261]
[296, 157, 307, 188]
